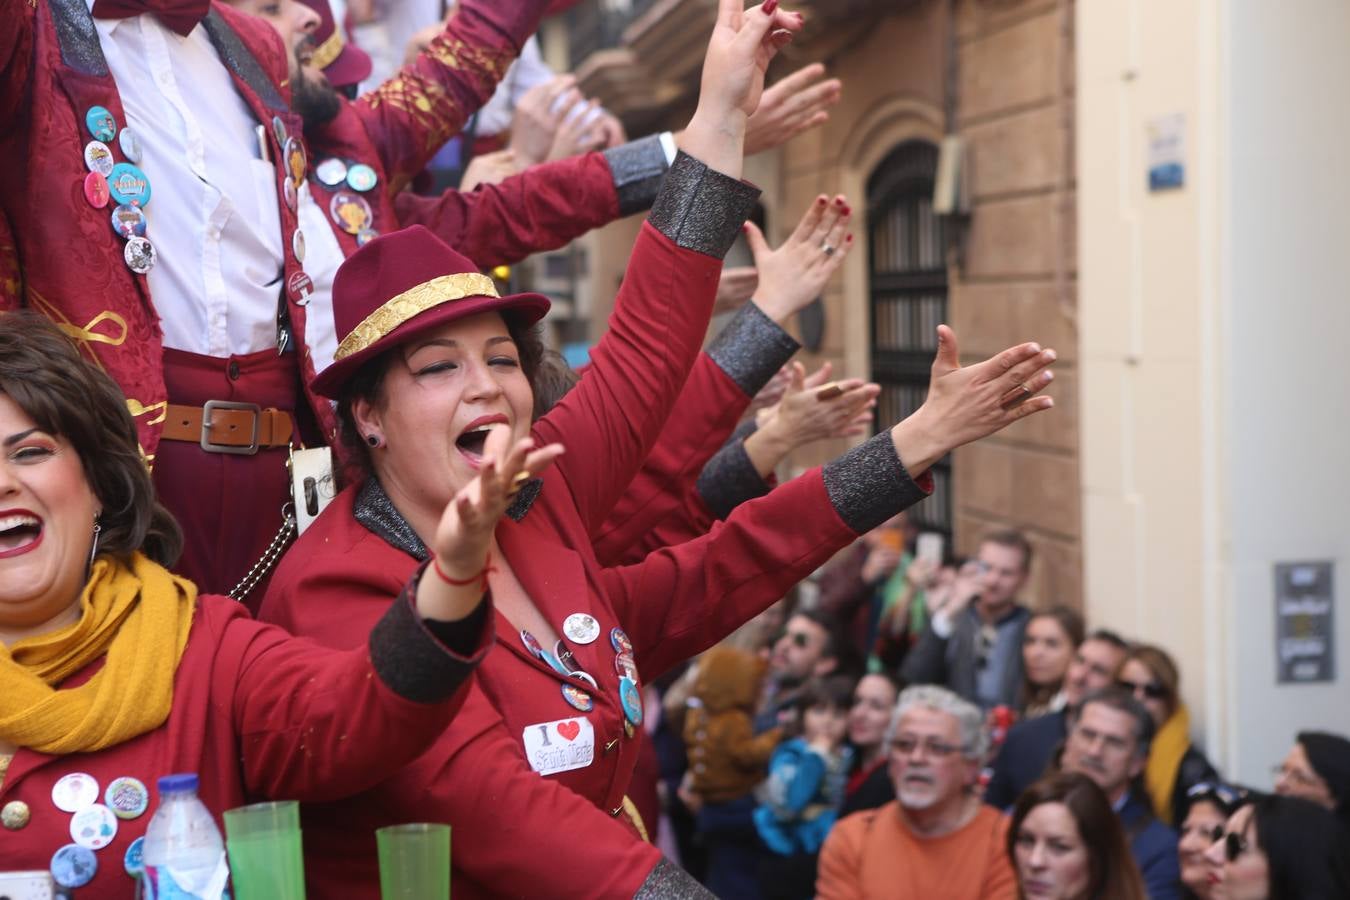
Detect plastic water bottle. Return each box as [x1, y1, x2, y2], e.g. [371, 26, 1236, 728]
[141, 774, 231, 900]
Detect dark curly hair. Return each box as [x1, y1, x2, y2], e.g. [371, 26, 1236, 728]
[0, 312, 182, 567]
[335, 316, 545, 483]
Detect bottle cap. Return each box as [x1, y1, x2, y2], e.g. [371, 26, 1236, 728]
[157, 773, 199, 794]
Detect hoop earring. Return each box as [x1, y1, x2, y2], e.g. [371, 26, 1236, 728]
[88, 518, 102, 571]
[366, 434, 383, 449]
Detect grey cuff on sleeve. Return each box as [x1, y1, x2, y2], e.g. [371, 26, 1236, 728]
[603, 134, 670, 218]
[648, 151, 761, 258]
[697, 437, 769, 520]
[706, 302, 800, 395]
[633, 859, 717, 899]
[368, 566, 487, 704]
[822, 431, 932, 533]
[729, 416, 759, 444]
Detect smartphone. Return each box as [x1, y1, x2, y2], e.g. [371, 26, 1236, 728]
[916, 531, 944, 566]
[814, 381, 843, 401]
[0, 872, 55, 900]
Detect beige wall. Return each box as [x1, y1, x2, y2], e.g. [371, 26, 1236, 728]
[1076, 0, 1225, 756]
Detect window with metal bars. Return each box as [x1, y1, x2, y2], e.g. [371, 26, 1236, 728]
[867, 141, 952, 540]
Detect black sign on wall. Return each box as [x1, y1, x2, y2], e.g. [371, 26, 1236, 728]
[1274, 562, 1335, 684]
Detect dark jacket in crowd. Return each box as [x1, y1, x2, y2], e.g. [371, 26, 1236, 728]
[1121, 790, 1182, 900]
[900, 605, 1031, 709]
[984, 709, 1068, 810]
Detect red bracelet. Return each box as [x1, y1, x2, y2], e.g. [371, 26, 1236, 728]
[432, 553, 495, 591]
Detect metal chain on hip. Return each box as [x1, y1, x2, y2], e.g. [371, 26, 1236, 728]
[228, 502, 297, 602]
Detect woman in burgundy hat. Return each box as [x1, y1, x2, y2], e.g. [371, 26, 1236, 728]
[260, 3, 1059, 897]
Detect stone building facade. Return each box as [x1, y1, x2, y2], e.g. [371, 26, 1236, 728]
[552, 0, 1081, 606]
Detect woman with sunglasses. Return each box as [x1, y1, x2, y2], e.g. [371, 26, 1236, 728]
[1114, 644, 1220, 825]
[1177, 782, 1247, 899]
[1203, 793, 1350, 899]
[1007, 771, 1146, 900]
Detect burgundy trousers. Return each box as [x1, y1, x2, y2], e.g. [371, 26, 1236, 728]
[153, 348, 300, 611]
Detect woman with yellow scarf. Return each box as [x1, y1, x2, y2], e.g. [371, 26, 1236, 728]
[1114, 644, 1221, 826]
[0, 312, 550, 896]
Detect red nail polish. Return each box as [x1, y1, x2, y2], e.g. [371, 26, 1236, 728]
[763, 0, 778, 14]
[834, 197, 845, 207]
[816, 196, 827, 206]
[846, 234, 854, 243]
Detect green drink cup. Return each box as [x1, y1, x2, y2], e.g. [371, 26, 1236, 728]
[224, 801, 306, 900]
[377, 823, 450, 899]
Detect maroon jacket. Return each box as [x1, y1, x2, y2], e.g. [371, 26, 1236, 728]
[260, 155, 933, 898]
[0, 588, 490, 899]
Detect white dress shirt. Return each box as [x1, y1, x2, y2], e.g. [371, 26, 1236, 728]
[92, 2, 286, 356]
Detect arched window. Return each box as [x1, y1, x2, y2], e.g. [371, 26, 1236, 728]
[868, 140, 951, 538]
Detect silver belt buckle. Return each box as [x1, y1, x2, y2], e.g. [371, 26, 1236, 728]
[201, 400, 262, 456]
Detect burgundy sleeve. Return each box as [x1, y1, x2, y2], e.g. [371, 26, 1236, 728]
[352, 0, 549, 192]
[215, 580, 491, 803]
[532, 152, 760, 534]
[0, 0, 35, 129]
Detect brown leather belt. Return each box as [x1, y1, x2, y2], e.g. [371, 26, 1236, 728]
[161, 401, 294, 455]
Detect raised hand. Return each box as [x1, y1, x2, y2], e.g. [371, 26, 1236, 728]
[415, 425, 564, 621]
[890, 325, 1056, 478]
[509, 76, 582, 167]
[714, 266, 760, 315]
[744, 362, 879, 476]
[744, 194, 853, 323]
[682, 0, 805, 178]
[745, 63, 842, 156]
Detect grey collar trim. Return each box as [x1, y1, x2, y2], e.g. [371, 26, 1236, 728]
[353, 477, 542, 560]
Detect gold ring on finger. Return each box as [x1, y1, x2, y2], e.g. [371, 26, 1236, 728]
[506, 471, 531, 497]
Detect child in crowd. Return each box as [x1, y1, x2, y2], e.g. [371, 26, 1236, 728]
[754, 675, 856, 858]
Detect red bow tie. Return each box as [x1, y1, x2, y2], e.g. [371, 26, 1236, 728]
[91, 0, 211, 37]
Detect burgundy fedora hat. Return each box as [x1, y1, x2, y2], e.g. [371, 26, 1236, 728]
[298, 0, 372, 89]
[312, 225, 550, 398]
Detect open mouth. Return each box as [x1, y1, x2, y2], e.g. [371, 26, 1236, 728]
[0, 512, 43, 558]
[454, 416, 509, 467]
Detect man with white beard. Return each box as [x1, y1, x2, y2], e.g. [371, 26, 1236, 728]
[815, 686, 1017, 899]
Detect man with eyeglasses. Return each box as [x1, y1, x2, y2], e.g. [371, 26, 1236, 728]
[1060, 687, 1181, 900]
[984, 628, 1130, 809]
[900, 531, 1034, 710]
[757, 609, 845, 731]
[816, 685, 1017, 899]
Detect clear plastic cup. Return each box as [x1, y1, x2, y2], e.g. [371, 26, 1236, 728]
[224, 801, 306, 900]
[377, 823, 450, 899]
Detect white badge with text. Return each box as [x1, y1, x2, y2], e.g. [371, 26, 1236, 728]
[522, 716, 595, 777]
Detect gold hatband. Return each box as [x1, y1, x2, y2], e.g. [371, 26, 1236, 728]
[334, 273, 499, 361]
[310, 30, 345, 72]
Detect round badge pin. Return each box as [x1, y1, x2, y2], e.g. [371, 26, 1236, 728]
[329, 191, 372, 235]
[1, 799, 30, 830]
[104, 776, 149, 820]
[108, 162, 151, 207]
[271, 115, 288, 149]
[540, 649, 571, 677]
[284, 137, 307, 187]
[610, 627, 633, 655]
[52, 773, 100, 813]
[355, 227, 379, 247]
[83, 140, 115, 177]
[118, 127, 143, 164]
[619, 676, 643, 727]
[315, 157, 348, 187]
[553, 640, 582, 673]
[124, 835, 146, 877]
[286, 270, 314, 303]
[123, 236, 157, 274]
[110, 203, 148, 239]
[283, 177, 297, 212]
[563, 613, 600, 645]
[291, 228, 306, 264]
[519, 630, 545, 659]
[84, 171, 110, 209]
[85, 105, 116, 142]
[345, 162, 378, 192]
[560, 683, 594, 712]
[569, 670, 599, 690]
[614, 651, 637, 680]
[70, 803, 118, 850]
[51, 843, 98, 889]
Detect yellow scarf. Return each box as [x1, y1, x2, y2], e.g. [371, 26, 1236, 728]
[1145, 705, 1191, 825]
[0, 552, 195, 754]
